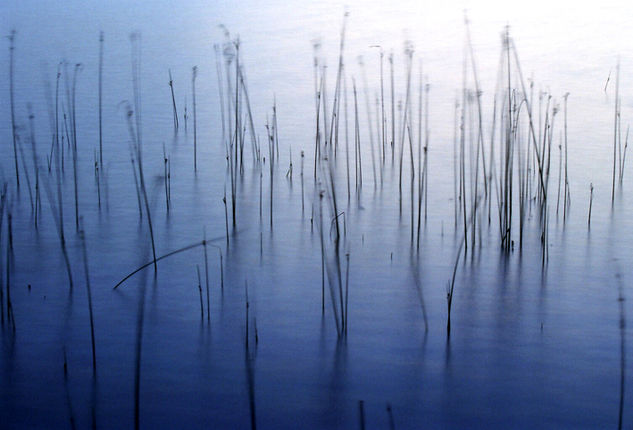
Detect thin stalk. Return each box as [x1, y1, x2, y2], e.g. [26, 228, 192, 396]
[192, 66, 198, 171]
[94, 151, 101, 210]
[68, 63, 82, 232]
[416, 77, 425, 248]
[163, 143, 169, 212]
[588, 183, 593, 229]
[168, 69, 179, 131]
[203, 230, 210, 323]
[380, 48, 386, 166]
[223, 191, 229, 248]
[556, 138, 562, 217]
[344, 71, 350, 202]
[98, 31, 104, 169]
[196, 265, 204, 319]
[43, 179, 73, 289]
[387, 404, 395, 430]
[184, 96, 188, 133]
[464, 13, 488, 204]
[301, 151, 305, 213]
[453, 98, 459, 227]
[447, 196, 481, 335]
[459, 41, 468, 251]
[389, 52, 395, 164]
[16, 135, 34, 214]
[344, 253, 350, 335]
[424, 83, 429, 221]
[359, 401, 366, 430]
[43, 66, 56, 173]
[612, 59, 619, 205]
[239, 66, 260, 162]
[563, 93, 570, 221]
[219, 250, 224, 293]
[112, 234, 228, 290]
[408, 124, 415, 242]
[620, 125, 629, 183]
[131, 156, 143, 219]
[9, 30, 20, 188]
[234, 39, 241, 174]
[54, 65, 61, 174]
[124, 103, 157, 272]
[79, 220, 97, 376]
[353, 79, 362, 191]
[314, 77, 323, 181]
[214, 45, 228, 159]
[398, 46, 414, 216]
[510, 36, 548, 203]
[319, 192, 325, 314]
[267, 111, 275, 229]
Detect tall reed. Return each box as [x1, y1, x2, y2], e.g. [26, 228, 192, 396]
[43, 161, 73, 290]
[353, 79, 363, 191]
[587, 183, 593, 228]
[612, 59, 620, 205]
[398, 43, 414, 216]
[301, 150, 306, 213]
[27, 105, 41, 227]
[16, 134, 35, 214]
[62, 62, 82, 232]
[266, 106, 276, 229]
[214, 44, 229, 159]
[94, 150, 101, 209]
[130, 155, 143, 219]
[343, 72, 351, 202]
[163, 143, 170, 210]
[203, 229, 210, 323]
[223, 190, 229, 247]
[379, 47, 386, 166]
[196, 265, 204, 318]
[128, 33, 157, 272]
[168, 69, 179, 131]
[620, 126, 629, 183]
[8, 30, 20, 188]
[563, 93, 570, 221]
[192, 66, 198, 171]
[239, 66, 260, 163]
[79, 219, 97, 376]
[98, 31, 104, 169]
[389, 52, 395, 164]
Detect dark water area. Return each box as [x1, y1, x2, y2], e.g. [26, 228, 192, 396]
[1, 1, 633, 428]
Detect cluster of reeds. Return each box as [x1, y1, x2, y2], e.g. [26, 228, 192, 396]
[310, 13, 353, 337]
[445, 20, 581, 332]
[216, 31, 250, 229]
[4, 19, 631, 429]
[609, 58, 630, 201]
[2, 26, 243, 429]
[307, 15, 579, 336]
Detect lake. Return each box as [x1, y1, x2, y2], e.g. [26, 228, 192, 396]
[1, 0, 632, 428]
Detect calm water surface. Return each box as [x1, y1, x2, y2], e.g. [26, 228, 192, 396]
[1, 1, 632, 428]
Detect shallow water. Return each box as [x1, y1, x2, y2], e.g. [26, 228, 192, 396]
[1, 1, 633, 429]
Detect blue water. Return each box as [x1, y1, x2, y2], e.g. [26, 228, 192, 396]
[1, 1, 632, 428]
